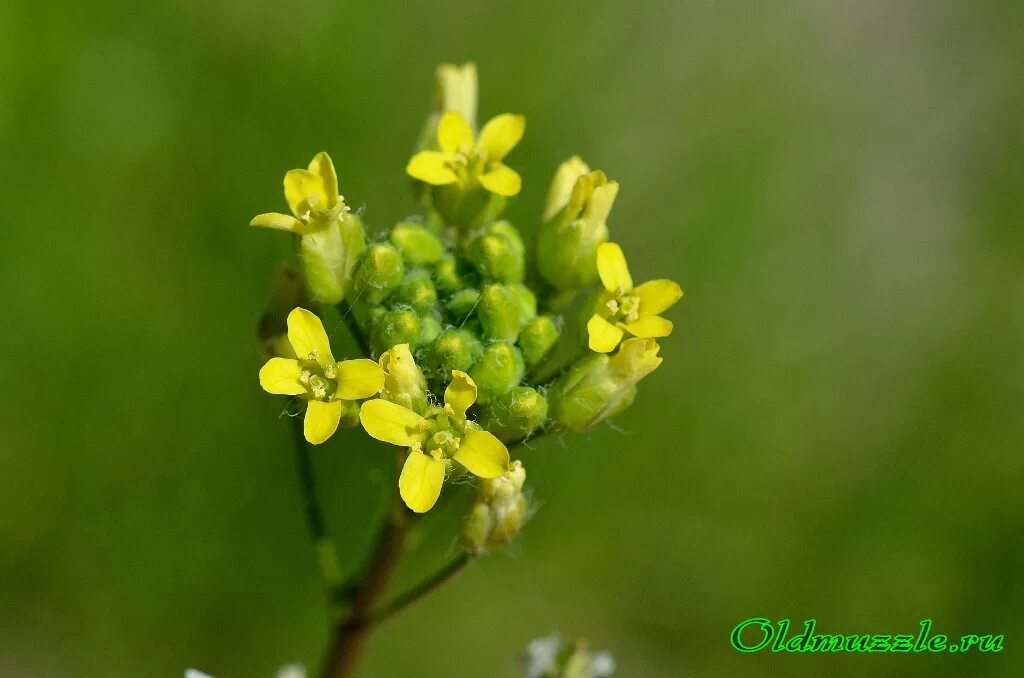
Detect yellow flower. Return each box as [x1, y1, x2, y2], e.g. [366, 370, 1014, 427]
[250, 152, 350, 235]
[406, 111, 525, 197]
[586, 243, 683, 353]
[259, 308, 384, 444]
[359, 370, 510, 513]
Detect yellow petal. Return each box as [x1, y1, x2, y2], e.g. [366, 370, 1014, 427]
[476, 113, 524, 161]
[249, 212, 308, 234]
[399, 449, 445, 513]
[633, 279, 683, 315]
[286, 308, 335, 364]
[437, 111, 474, 154]
[307, 152, 339, 209]
[406, 151, 458, 185]
[478, 163, 522, 197]
[304, 399, 343, 445]
[284, 169, 327, 216]
[454, 430, 509, 479]
[587, 314, 624, 353]
[359, 399, 425, 446]
[623, 315, 673, 338]
[596, 242, 633, 293]
[335, 359, 385, 400]
[444, 370, 477, 417]
[258, 358, 305, 395]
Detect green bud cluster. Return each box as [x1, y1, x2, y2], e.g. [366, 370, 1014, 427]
[460, 460, 528, 555]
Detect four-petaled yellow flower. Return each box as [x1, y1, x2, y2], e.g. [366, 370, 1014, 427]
[406, 111, 525, 197]
[586, 242, 683, 353]
[260, 308, 385, 444]
[250, 152, 349, 235]
[359, 370, 510, 513]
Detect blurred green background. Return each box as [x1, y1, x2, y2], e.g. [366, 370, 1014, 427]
[2, 1, 1022, 676]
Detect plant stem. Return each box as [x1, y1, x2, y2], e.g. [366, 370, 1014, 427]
[370, 553, 471, 626]
[320, 450, 413, 678]
[336, 299, 372, 357]
[292, 414, 344, 613]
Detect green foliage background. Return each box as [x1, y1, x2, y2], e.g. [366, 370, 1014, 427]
[1, 1, 1022, 676]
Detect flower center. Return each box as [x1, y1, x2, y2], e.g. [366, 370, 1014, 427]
[446, 151, 486, 186]
[298, 351, 337, 401]
[416, 409, 468, 459]
[605, 293, 641, 324]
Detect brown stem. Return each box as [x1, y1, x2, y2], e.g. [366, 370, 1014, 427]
[320, 451, 412, 678]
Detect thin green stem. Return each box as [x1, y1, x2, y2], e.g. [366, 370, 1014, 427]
[291, 414, 345, 616]
[370, 553, 471, 626]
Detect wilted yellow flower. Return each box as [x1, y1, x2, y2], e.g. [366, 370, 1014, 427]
[406, 111, 525, 197]
[249, 152, 350, 235]
[260, 308, 384, 444]
[359, 370, 509, 513]
[587, 243, 682, 353]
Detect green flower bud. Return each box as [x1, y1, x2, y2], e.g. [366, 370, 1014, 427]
[467, 220, 525, 283]
[353, 243, 405, 304]
[371, 308, 421, 355]
[469, 342, 525, 404]
[478, 387, 548, 443]
[258, 264, 307, 359]
[418, 313, 443, 345]
[428, 328, 484, 376]
[299, 212, 367, 304]
[478, 285, 522, 341]
[391, 270, 439, 312]
[460, 460, 527, 555]
[434, 255, 468, 293]
[518, 315, 561, 367]
[536, 166, 618, 291]
[390, 222, 444, 265]
[379, 343, 428, 414]
[446, 288, 481, 322]
[548, 338, 662, 433]
[508, 283, 537, 324]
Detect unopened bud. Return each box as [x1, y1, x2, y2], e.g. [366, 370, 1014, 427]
[418, 313, 443, 345]
[428, 328, 484, 377]
[371, 309, 421, 355]
[478, 285, 522, 341]
[435, 62, 477, 129]
[467, 220, 525, 283]
[460, 460, 527, 555]
[508, 283, 537, 324]
[537, 165, 618, 290]
[478, 386, 548, 443]
[469, 342, 525, 404]
[434, 255, 469, 293]
[518, 315, 561, 367]
[378, 343, 428, 414]
[352, 243, 405, 304]
[390, 222, 444, 265]
[392, 270, 439, 312]
[446, 288, 481, 322]
[548, 338, 662, 432]
[299, 212, 367, 304]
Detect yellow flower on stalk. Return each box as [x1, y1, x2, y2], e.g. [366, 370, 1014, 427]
[586, 243, 683, 353]
[250, 152, 349, 235]
[359, 370, 510, 513]
[406, 111, 525, 197]
[260, 308, 384, 444]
